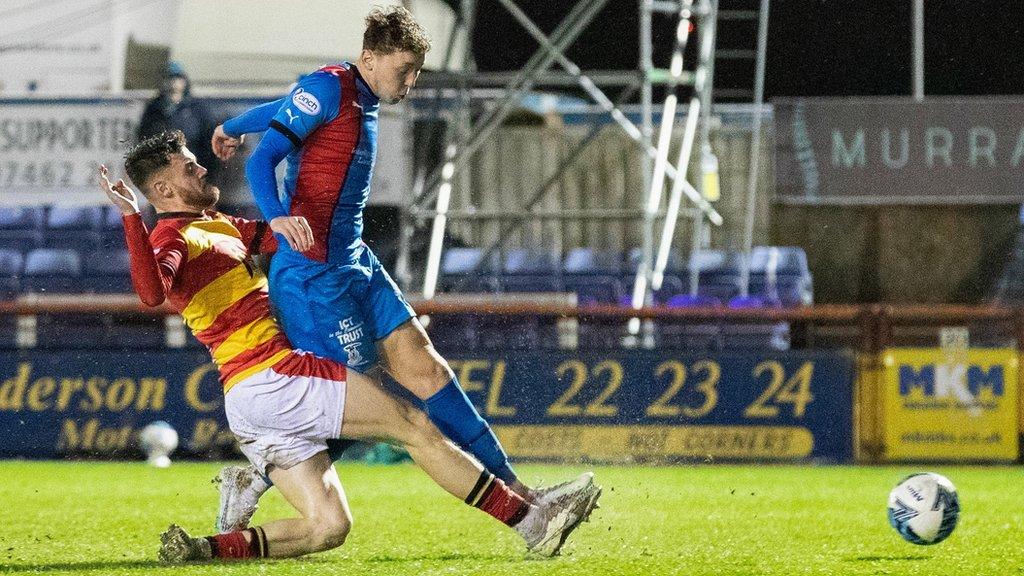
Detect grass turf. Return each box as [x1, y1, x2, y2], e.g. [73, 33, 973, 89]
[0, 461, 1019, 575]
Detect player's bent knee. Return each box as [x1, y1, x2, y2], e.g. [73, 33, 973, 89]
[417, 355, 452, 394]
[391, 402, 441, 449]
[312, 514, 351, 551]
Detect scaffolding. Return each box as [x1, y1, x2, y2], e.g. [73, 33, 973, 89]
[396, 0, 769, 307]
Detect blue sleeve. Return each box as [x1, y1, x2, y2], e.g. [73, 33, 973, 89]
[245, 130, 293, 221]
[242, 72, 341, 222]
[267, 72, 341, 145]
[222, 98, 284, 137]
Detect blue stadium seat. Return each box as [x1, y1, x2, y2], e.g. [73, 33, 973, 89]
[44, 206, 102, 252]
[439, 247, 500, 292]
[501, 248, 561, 293]
[99, 206, 129, 250]
[0, 249, 23, 298]
[665, 293, 722, 308]
[625, 248, 685, 303]
[21, 248, 82, 293]
[0, 207, 43, 251]
[748, 246, 813, 306]
[563, 248, 623, 275]
[81, 249, 132, 293]
[0, 206, 44, 229]
[0, 316, 14, 348]
[563, 248, 624, 304]
[687, 249, 743, 301]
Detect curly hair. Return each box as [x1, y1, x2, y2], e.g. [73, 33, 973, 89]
[124, 130, 185, 193]
[363, 5, 431, 55]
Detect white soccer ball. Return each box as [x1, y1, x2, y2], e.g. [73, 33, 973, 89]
[139, 421, 179, 468]
[887, 472, 960, 545]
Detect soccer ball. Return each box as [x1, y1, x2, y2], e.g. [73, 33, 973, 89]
[139, 421, 179, 468]
[887, 472, 960, 545]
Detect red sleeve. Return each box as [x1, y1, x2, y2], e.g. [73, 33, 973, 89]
[122, 213, 185, 306]
[224, 214, 278, 255]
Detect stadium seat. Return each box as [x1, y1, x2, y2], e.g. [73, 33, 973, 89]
[21, 248, 82, 293]
[748, 246, 813, 306]
[500, 248, 561, 293]
[100, 206, 128, 249]
[625, 248, 685, 303]
[665, 293, 722, 308]
[563, 248, 624, 304]
[563, 247, 623, 275]
[439, 247, 500, 292]
[44, 206, 102, 252]
[0, 249, 23, 298]
[0, 206, 44, 229]
[0, 207, 43, 251]
[81, 249, 132, 293]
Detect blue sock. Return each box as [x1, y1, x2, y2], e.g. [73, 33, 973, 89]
[424, 378, 517, 485]
[258, 438, 356, 487]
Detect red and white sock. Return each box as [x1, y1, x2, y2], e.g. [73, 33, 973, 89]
[205, 527, 268, 560]
[465, 471, 531, 526]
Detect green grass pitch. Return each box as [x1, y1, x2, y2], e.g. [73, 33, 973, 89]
[0, 461, 1019, 575]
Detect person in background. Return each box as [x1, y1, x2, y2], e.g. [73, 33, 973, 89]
[137, 61, 220, 185]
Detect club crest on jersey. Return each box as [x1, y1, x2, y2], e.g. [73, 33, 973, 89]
[331, 317, 366, 366]
[292, 88, 320, 115]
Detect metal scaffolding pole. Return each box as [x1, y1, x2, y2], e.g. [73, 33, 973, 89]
[687, 0, 718, 296]
[395, 6, 467, 289]
[421, 0, 476, 298]
[418, 0, 612, 298]
[632, 0, 696, 314]
[739, 0, 770, 298]
[448, 82, 642, 289]
[413, 0, 606, 212]
[496, 0, 642, 141]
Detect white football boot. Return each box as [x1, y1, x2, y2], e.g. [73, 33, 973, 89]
[213, 465, 268, 533]
[530, 471, 601, 522]
[515, 480, 602, 557]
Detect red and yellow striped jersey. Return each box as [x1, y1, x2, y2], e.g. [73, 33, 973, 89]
[123, 210, 290, 392]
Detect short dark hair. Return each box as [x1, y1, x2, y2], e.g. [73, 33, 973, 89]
[125, 130, 185, 193]
[363, 5, 431, 55]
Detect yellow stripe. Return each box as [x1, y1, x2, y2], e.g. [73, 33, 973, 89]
[181, 219, 243, 262]
[211, 316, 282, 366]
[222, 349, 291, 393]
[469, 475, 495, 507]
[181, 263, 265, 332]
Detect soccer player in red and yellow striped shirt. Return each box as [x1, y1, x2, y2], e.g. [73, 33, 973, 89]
[101, 131, 600, 563]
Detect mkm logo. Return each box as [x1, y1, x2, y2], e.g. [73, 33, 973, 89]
[898, 363, 1004, 398]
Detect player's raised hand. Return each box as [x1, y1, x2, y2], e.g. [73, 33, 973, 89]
[212, 125, 244, 161]
[270, 216, 314, 253]
[99, 165, 140, 215]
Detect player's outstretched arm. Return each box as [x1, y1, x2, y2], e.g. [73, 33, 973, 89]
[98, 166, 182, 306]
[214, 97, 285, 160]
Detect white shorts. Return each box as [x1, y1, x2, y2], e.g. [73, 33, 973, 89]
[224, 351, 348, 475]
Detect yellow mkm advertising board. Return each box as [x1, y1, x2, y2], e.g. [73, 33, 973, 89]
[883, 348, 1019, 461]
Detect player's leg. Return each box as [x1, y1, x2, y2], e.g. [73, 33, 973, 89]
[377, 319, 524, 489]
[161, 452, 351, 562]
[337, 366, 601, 555]
[213, 256, 362, 532]
[215, 438, 354, 532]
[354, 247, 524, 491]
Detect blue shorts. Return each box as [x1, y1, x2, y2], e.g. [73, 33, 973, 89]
[268, 245, 416, 372]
